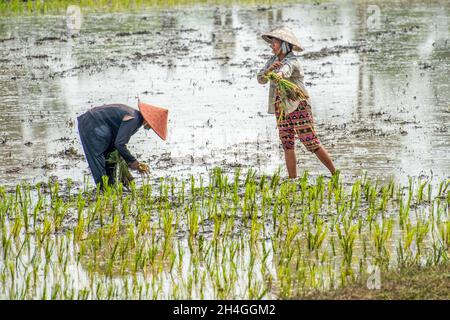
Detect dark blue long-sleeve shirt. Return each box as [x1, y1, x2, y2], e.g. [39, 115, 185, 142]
[84, 104, 143, 163]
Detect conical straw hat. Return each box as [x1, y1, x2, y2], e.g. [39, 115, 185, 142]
[262, 26, 304, 52]
[138, 101, 168, 141]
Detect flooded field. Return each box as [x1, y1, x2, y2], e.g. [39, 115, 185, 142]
[1, 0, 449, 186]
[0, 0, 449, 299]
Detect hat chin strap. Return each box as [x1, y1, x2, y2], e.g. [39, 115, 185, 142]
[275, 46, 282, 58]
[275, 41, 290, 59]
[281, 41, 290, 54]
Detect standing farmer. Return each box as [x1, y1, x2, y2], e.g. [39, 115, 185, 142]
[257, 26, 336, 178]
[77, 102, 168, 188]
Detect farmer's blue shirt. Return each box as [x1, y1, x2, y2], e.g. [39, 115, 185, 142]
[79, 104, 143, 164]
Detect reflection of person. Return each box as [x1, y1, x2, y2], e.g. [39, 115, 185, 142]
[77, 102, 168, 188]
[257, 26, 336, 178]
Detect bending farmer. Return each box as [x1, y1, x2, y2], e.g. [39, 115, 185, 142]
[77, 102, 168, 187]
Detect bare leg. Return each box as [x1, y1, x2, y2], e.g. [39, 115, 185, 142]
[284, 148, 297, 179]
[314, 146, 336, 175]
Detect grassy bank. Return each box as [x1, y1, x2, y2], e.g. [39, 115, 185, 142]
[301, 263, 450, 299]
[0, 0, 310, 15]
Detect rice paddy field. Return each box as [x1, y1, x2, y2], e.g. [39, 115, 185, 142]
[0, 0, 449, 300]
[0, 170, 449, 299]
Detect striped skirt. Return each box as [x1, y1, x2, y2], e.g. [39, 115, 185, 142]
[274, 94, 321, 153]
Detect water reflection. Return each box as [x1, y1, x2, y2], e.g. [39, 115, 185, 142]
[211, 6, 236, 70]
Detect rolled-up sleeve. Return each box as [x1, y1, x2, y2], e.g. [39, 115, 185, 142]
[114, 117, 142, 164]
[280, 61, 294, 78]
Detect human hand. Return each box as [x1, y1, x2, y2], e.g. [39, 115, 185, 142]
[265, 61, 283, 78]
[129, 160, 140, 170]
[137, 163, 150, 175]
[269, 61, 282, 71]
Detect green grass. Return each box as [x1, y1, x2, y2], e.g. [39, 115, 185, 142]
[300, 263, 450, 299]
[0, 0, 326, 15]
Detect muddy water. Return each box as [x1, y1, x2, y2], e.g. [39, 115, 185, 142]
[0, 0, 449, 188]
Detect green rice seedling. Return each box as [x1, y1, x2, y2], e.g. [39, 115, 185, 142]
[417, 179, 428, 204]
[2, 232, 12, 262]
[429, 241, 448, 265]
[403, 222, 416, 256]
[415, 219, 430, 256]
[377, 184, 390, 216]
[188, 205, 199, 245]
[129, 180, 138, 200]
[137, 213, 150, 238]
[396, 238, 411, 269]
[162, 210, 174, 258]
[438, 221, 450, 249]
[32, 196, 43, 231]
[337, 221, 357, 269]
[270, 169, 281, 192]
[307, 218, 327, 254]
[121, 195, 132, 220]
[350, 180, 361, 212]
[53, 198, 70, 233]
[66, 178, 73, 202]
[222, 206, 236, 239]
[407, 176, 413, 196]
[249, 213, 261, 246]
[307, 183, 317, 205]
[189, 175, 196, 200]
[298, 171, 308, 205]
[399, 190, 412, 229]
[14, 234, 28, 265]
[333, 183, 345, 211]
[231, 169, 241, 190]
[19, 188, 30, 233]
[15, 184, 23, 210]
[244, 168, 256, 186]
[437, 180, 449, 198]
[260, 183, 271, 221]
[427, 183, 433, 203]
[372, 218, 393, 263]
[44, 240, 54, 265]
[49, 180, 61, 203]
[178, 179, 186, 208]
[170, 177, 176, 199]
[0, 197, 7, 227]
[243, 178, 257, 220]
[315, 175, 325, 204]
[11, 216, 22, 240]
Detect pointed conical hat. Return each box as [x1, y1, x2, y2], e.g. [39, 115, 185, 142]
[262, 26, 304, 52]
[138, 101, 168, 141]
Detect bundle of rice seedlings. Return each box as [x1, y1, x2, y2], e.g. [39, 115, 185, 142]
[265, 71, 309, 101]
[106, 150, 134, 187]
[265, 71, 310, 121]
